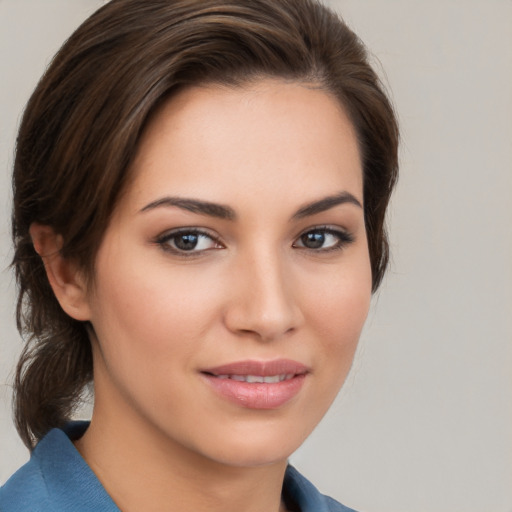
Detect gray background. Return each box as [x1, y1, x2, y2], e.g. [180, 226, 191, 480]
[1, 1, 511, 511]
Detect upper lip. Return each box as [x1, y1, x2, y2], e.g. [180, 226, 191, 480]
[202, 359, 309, 377]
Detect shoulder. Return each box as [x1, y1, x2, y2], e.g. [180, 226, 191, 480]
[0, 422, 118, 512]
[0, 456, 49, 512]
[324, 495, 359, 512]
[284, 465, 359, 512]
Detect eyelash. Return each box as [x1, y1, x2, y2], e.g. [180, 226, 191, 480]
[155, 228, 223, 255]
[292, 226, 354, 253]
[154, 226, 354, 256]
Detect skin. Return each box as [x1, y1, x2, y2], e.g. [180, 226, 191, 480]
[33, 79, 372, 512]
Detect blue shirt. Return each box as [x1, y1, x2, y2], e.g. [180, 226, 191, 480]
[1, 422, 357, 511]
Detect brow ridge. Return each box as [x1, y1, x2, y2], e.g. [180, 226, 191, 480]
[140, 191, 361, 221]
[140, 197, 236, 220]
[293, 192, 362, 219]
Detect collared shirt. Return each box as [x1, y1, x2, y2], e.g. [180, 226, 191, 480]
[1, 422, 357, 511]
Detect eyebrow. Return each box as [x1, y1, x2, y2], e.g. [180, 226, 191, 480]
[140, 197, 236, 220]
[292, 192, 362, 219]
[140, 191, 362, 221]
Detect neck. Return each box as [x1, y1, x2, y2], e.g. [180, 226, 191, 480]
[75, 406, 289, 512]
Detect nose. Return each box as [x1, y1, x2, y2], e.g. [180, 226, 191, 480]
[223, 249, 304, 342]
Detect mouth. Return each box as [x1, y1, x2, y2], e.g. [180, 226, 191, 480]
[212, 374, 296, 383]
[200, 359, 309, 409]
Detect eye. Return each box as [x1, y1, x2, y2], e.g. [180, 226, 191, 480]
[156, 228, 222, 254]
[293, 227, 354, 252]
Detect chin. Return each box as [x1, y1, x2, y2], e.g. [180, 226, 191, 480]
[203, 441, 298, 469]
[184, 416, 314, 469]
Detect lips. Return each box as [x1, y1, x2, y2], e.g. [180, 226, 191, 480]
[216, 374, 295, 383]
[201, 359, 309, 409]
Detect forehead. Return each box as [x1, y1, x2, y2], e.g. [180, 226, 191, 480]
[125, 79, 363, 212]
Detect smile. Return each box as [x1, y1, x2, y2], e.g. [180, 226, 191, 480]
[201, 359, 309, 409]
[214, 374, 295, 383]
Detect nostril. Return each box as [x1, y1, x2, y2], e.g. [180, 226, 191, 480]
[222, 264, 304, 340]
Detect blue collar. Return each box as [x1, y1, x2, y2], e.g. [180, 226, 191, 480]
[32, 422, 119, 510]
[3, 422, 354, 511]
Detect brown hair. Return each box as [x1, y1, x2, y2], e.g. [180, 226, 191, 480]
[12, 0, 399, 449]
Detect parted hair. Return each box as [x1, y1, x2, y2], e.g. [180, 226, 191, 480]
[12, 0, 399, 449]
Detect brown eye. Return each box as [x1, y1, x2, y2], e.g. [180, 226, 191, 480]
[156, 229, 222, 254]
[294, 228, 354, 251]
[300, 231, 326, 249]
[174, 233, 201, 251]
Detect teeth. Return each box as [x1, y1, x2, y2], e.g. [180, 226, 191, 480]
[215, 374, 294, 383]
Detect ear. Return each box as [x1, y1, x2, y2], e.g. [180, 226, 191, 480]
[29, 223, 91, 321]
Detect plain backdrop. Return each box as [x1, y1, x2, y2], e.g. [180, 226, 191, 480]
[1, 1, 511, 511]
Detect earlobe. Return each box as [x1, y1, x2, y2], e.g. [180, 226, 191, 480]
[29, 223, 91, 322]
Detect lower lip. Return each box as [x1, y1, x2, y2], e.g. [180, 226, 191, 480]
[202, 374, 307, 409]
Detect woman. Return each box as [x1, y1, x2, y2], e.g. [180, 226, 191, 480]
[0, 0, 398, 510]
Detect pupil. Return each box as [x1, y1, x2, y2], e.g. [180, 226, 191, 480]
[302, 232, 324, 249]
[175, 234, 198, 250]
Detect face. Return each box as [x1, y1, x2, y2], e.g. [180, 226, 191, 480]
[84, 79, 372, 468]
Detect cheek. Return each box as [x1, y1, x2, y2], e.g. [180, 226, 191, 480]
[100, 284, 210, 346]
[301, 255, 372, 374]
[88, 246, 227, 368]
[315, 276, 371, 336]
[87, 256, 229, 421]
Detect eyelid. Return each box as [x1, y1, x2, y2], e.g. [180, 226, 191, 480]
[153, 224, 354, 256]
[293, 225, 354, 251]
[154, 227, 224, 255]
